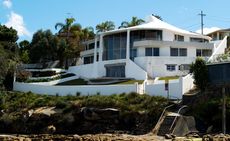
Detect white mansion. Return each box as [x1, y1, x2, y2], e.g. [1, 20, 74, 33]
[69, 15, 226, 80]
[14, 15, 227, 98]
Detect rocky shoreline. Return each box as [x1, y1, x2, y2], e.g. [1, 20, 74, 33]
[1, 133, 230, 141]
[0, 133, 163, 141]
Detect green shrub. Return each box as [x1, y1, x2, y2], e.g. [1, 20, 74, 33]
[190, 57, 208, 91]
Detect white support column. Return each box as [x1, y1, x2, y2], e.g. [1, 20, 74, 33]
[99, 34, 103, 62]
[126, 30, 130, 60]
[93, 36, 97, 63]
[217, 32, 220, 40]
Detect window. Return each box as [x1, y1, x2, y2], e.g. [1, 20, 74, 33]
[170, 48, 178, 56]
[174, 34, 184, 41]
[190, 37, 208, 43]
[196, 49, 212, 57]
[179, 64, 190, 71]
[145, 48, 160, 56]
[202, 49, 212, 56]
[171, 48, 187, 56]
[97, 41, 100, 48]
[103, 32, 127, 60]
[88, 43, 94, 50]
[84, 56, 94, 64]
[105, 64, 126, 77]
[179, 48, 187, 56]
[196, 49, 202, 56]
[166, 65, 176, 71]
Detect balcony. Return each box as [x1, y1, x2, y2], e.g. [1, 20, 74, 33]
[80, 48, 99, 57]
[133, 40, 214, 49]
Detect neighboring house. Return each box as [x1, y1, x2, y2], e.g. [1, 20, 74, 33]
[206, 28, 230, 41]
[69, 15, 226, 80]
[206, 28, 230, 50]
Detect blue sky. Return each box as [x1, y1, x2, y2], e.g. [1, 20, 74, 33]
[1, 0, 230, 41]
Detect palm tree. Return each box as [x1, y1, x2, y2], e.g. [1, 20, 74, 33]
[55, 18, 83, 68]
[119, 17, 145, 29]
[55, 18, 82, 40]
[81, 27, 95, 41]
[96, 21, 115, 33]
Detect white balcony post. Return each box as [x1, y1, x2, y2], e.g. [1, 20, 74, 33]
[93, 36, 97, 63]
[99, 34, 103, 62]
[217, 32, 220, 40]
[126, 30, 130, 60]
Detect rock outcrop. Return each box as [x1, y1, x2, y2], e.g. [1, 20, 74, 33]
[0, 106, 155, 135]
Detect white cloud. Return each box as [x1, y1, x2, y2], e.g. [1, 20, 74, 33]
[3, 0, 12, 8]
[5, 11, 30, 37]
[196, 27, 221, 35]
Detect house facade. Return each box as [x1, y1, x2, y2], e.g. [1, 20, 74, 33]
[68, 16, 226, 80]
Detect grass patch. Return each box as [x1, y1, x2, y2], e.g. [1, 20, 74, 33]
[114, 80, 144, 85]
[158, 76, 179, 81]
[56, 78, 88, 85]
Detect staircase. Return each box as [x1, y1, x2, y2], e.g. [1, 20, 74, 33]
[153, 104, 189, 136]
[157, 115, 178, 136]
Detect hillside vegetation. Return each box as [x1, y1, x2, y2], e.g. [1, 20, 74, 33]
[0, 91, 168, 134]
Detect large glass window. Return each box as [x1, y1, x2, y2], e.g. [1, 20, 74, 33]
[103, 32, 127, 60]
[145, 48, 160, 56]
[105, 65, 125, 77]
[130, 30, 162, 41]
[170, 48, 187, 56]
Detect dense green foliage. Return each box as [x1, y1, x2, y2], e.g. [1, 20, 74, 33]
[190, 57, 208, 91]
[190, 96, 230, 132]
[0, 24, 19, 90]
[119, 17, 145, 29]
[0, 91, 168, 115]
[29, 30, 59, 63]
[96, 21, 115, 33]
[0, 91, 168, 134]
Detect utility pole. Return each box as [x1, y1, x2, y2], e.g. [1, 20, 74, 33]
[198, 11, 206, 35]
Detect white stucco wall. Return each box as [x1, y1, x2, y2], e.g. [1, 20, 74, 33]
[13, 82, 137, 96]
[145, 79, 182, 99]
[134, 57, 195, 77]
[68, 63, 98, 78]
[181, 73, 194, 94]
[126, 59, 147, 80]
